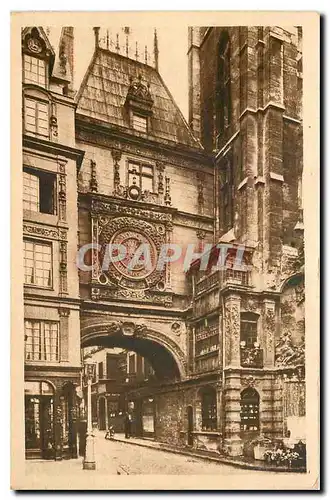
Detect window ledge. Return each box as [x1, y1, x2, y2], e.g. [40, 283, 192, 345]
[23, 210, 58, 226]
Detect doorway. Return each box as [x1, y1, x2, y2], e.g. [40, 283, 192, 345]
[25, 381, 55, 459]
[99, 397, 106, 430]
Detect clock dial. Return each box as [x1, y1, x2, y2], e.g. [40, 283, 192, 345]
[109, 229, 157, 280]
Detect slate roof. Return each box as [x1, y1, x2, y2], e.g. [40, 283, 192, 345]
[76, 48, 202, 150]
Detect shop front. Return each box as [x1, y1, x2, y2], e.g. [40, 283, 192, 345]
[25, 379, 79, 460]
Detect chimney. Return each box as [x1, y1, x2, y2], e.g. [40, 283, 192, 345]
[188, 27, 201, 140]
[59, 27, 74, 90]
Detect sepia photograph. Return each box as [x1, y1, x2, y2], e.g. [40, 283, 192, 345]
[10, 11, 319, 490]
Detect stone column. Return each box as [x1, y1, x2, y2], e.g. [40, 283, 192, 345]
[262, 299, 276, 367]
[223, 372, 242, 457]
[223, 294, 241, 368]
[70, 389, 78, 458]
[54, 389, 63, 460]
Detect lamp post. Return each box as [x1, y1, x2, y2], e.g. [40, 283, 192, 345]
[83, 361, 96, 470]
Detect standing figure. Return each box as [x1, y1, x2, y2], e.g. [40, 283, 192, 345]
[124, 411, 132, 439]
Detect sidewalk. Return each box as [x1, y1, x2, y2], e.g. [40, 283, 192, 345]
[111, 433, 306, 473]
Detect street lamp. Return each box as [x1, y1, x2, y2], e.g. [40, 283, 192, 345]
[83, 361, 96, 470]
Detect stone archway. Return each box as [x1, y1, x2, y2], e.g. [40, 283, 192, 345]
[81, 319, 186, 381]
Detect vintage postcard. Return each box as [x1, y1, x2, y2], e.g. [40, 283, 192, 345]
[11, 11, 319, 490]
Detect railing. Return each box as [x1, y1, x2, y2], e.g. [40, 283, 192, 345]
[240, 347, 264, 368]
[195, 268, 250, 296]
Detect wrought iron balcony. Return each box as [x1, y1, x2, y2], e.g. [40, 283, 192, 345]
[240, 346, 264, 368]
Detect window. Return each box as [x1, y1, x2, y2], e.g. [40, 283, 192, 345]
[216, 32, 231, 136]
[24, 98, 49, 137]
[24, 240, 52, 288]
[98, 362, 104, 380]
[24, 55, 46, 87]
[23, 169, 56, 214]
[200, 387, 217, 431]
[128, 161, 154, 192]
[219, 155, 233, 232]
[24, 320, 59, 362]
[240, 388, 260, 432]
[240, 313, 258, 348]
[128, 353, 136, 374]
[132, 114, 147, 133]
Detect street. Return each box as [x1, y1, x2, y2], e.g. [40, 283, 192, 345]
[25, 432, 303, 477]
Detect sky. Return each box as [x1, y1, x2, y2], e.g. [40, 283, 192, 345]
[48, 26, 189, 119]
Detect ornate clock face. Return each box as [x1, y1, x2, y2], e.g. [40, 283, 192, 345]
[110, 229, 157, 280]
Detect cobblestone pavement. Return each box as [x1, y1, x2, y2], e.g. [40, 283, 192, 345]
[25, 432, 302, 477]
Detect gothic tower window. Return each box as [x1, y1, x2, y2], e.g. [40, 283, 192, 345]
[216, 32, 231, 137]
[219, 153, 234, 233]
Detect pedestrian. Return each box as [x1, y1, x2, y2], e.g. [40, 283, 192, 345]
[124, 411, 132, 439]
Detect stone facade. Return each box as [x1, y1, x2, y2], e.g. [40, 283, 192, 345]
[22, 25, 305, 460]
[22, 27, 85, 459]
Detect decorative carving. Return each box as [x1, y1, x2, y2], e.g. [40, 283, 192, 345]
[50, 115, 58, 137]
[171, 322, 182, 335]
[91, 285, 173, 306]
[89, 160, 98, 193]
[126, 74, 153, 105]
[224, 297, 240, 366]
[76, 127, 210, 172]
[111, 149, 122, 193]
[156, 162, 165, 195]
[59, 241, 68, 294]
[263, 304, 276, 364]
[58, 164, 67, 222]
[240, 347, 263, 368]
[58, 307, 70, 317]
[275, 333, 305, 367]
[164, 177, 171, 206]
[173, 214, 213, 233]
[241, 375, 256, 388]
[196, 229, 206, 240]
[23, 223, 60, 240]
[23, 28, 46, 56]
[295, 281, 305, 304]
[197, 172, 205, 214]
[91, 200, 172, 222]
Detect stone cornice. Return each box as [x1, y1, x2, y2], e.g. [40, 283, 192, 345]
[23, 135, 85, 168]
[75, 114, 211, 167]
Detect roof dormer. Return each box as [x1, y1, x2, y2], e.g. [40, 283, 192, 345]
[22, 27, 55, 89]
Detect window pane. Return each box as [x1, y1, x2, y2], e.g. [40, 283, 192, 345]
[24, 98, 49, 137]
[141, 175, 153, 192]
[24, 241, 52, 287]
[24, 55, 46, 87]
[25, 320, 59, 362]
[132, 114, 147, 133]
[23, 171, 39, 211]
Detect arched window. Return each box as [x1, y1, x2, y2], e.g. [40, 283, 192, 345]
[240, 388, 260, 432]
[216, 32, 231, 136]
[200, 386, 217, 431]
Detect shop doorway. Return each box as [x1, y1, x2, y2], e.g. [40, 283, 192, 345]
[25, 381, 54, 459]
